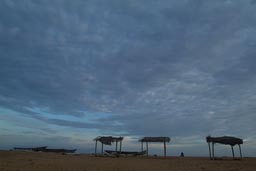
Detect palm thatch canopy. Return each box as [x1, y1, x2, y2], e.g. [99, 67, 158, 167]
[94, 136, 123, 145]
[139, 137, 170, 157]
[139, 137, 170, 143]
[206, 136, 243, 146]
[94, 136, 124, 155]
[206, 136, 243, 160]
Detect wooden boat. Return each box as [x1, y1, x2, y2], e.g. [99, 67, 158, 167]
[13, 146, 47, 151]
[13, 146, 76, 153]
[105, 150, 146, 156]
[41, 148, 77, 153]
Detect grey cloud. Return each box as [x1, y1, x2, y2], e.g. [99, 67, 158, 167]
[0, 0, 256, 155]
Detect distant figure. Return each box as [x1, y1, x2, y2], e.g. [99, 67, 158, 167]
[180, 152, 184, 157]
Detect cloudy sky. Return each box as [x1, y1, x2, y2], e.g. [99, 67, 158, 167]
[0, 0, 256, 156]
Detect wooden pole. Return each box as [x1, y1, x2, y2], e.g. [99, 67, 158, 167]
[231, 146, 235, 159]
[212, 142, 214, 160]
[101, 142, 104, 154]
[141, 142, 143, 152]
[238, 144, 242, 159]
[95, 140, 98, 156]
[116, 141, 118, 152]
[164, 141, 166, 157]
[146, 142, 149, 157]
[119, 140, 122, 153]
[208, 142, 212, 160]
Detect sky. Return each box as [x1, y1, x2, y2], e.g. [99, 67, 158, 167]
[0, 0, 256, 157]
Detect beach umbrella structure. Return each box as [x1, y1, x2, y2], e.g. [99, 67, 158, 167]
[94, 136, 124, 155]
[139, 137, 170, 157]
[206, 136, 243, 160]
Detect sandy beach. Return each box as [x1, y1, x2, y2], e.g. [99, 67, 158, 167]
[0, 151, 255, 171]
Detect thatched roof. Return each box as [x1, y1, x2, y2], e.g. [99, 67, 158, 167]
[94, 136, 123, 145]
[206, 136, 243, 146]
[139, 137, 170, 142]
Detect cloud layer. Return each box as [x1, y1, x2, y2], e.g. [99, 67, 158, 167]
[0, 0, 256, 156]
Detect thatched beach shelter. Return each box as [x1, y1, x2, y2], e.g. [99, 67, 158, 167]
[139, 137, 170, 157]
[206, 136, 243, 160]
[94, 136, 123, 155]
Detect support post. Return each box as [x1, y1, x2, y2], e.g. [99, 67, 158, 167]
[212, 142, 214, 160]
[231, 145, 235, 159]
[146, 142, 149, 157]
[116, 141, 118, 152]
[164, 141, 166, 157]
[95, 140, 98, 156]
[208, 142, 212, 160]
[119, 140, 122, 153]
[238, 144, 242, 159]
[141, 142, 143, 152]
[101, 142, 104, 154]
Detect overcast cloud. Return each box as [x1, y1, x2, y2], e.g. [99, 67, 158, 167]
[0, 0, 256, 156]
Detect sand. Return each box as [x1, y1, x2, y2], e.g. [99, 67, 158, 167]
[0, 151, 255, 171]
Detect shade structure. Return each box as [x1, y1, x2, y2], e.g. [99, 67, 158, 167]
[94, 136, 124, 155]
[139, 137, 170, 157]
[206, 136, 243, 160]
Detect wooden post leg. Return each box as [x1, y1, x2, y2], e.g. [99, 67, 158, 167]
[119, 141, 122, 153]
[116, 141, 118, 152]
[141, 142, 143, 152]
[164, 141, 166, 157]
[146, 142, 149, 157]
[101, 142, 104, 154]
[208, 142, 212, 160]
[231, 146, 235, 159]
[238, 144, 242, 159]
[212, 142, 215, 160]
[95, 140, 98, 156]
